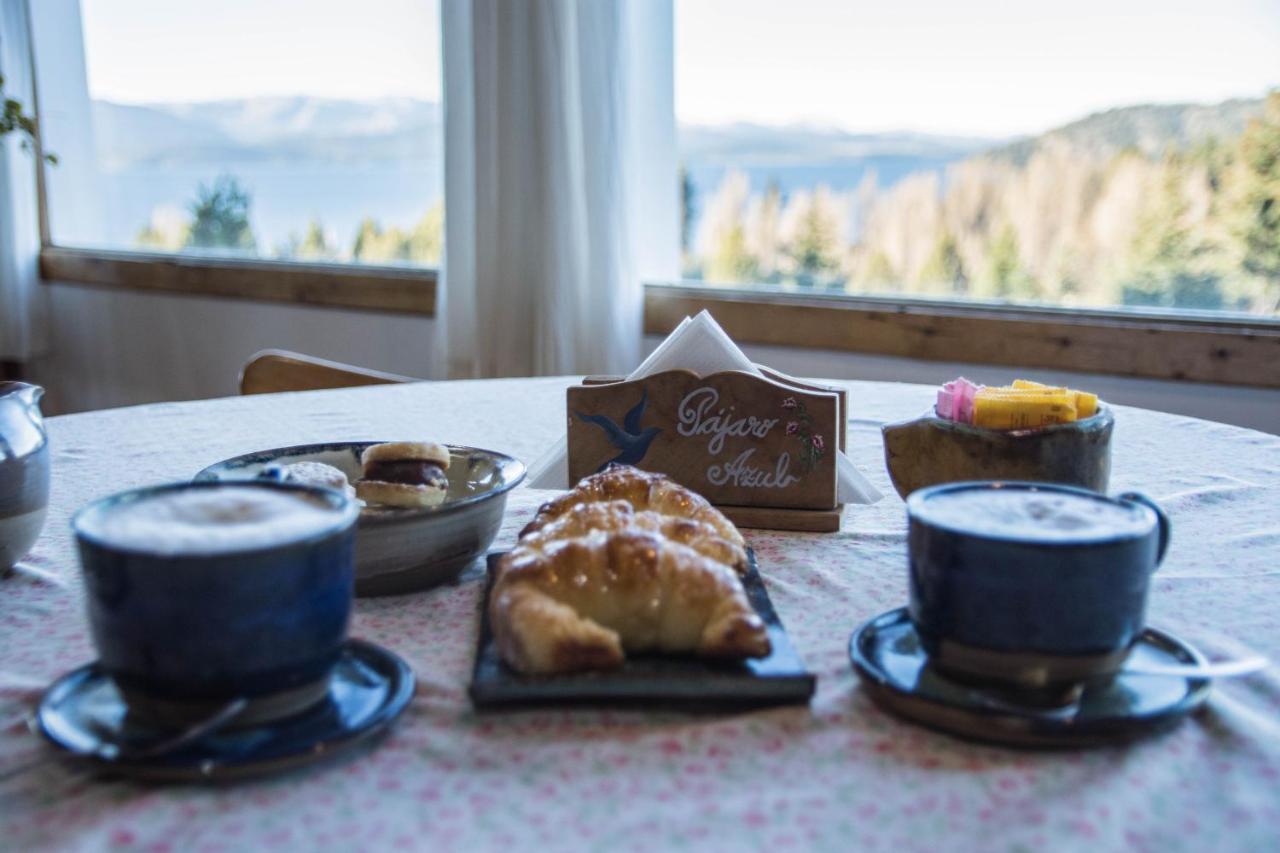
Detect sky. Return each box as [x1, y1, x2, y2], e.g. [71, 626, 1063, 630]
[82, 0, 1279, 138]
[80, 0, 445, 102]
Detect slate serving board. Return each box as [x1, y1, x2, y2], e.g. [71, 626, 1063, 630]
[469, 548, 816, 711]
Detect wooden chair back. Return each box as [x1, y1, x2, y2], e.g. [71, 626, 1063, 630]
[240, 349, 417, 395]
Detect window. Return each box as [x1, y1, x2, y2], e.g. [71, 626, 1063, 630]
[675, 0, 1280, 318]
[26, 1, 1278, 384]
[40, 0, 443, 270]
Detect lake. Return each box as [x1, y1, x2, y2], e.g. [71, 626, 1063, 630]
[99, 161, 445, 253]
[92, 154, 959, 253]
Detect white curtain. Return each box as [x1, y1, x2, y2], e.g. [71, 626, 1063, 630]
[439, 0, 677, 379]
[0, 0, 47, 363]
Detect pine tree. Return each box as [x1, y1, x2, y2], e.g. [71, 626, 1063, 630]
[696, 171, 754, 283]
[859, 250, 897, 289]
[1235, 91, 1280, 310]
[349, 203, 443, 265]
[705, 223, 757, 283]
[185, 175, 256, 252]
[352, 218, 407, 262]
[1122, 152, 1226, 309]
[744, 181, 783, 280]
[679, 165, 696, 255]
[277, 219, 336, 260]
[407, 201, 444, 263]
[784, 187, 843, 285]
[352, 217, 381, 260]
[982, 225, 1038, 299]
[789, 204, 835, 276]
[918, 230, 968, 294]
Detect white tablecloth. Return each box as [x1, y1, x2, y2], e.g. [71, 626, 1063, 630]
[2, 378, 1279, 851]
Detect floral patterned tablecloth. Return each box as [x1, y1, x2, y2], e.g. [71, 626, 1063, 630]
[1, 377, 1278, 852]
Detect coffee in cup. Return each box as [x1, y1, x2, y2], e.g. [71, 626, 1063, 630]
[73, 481, 360, 726]
[906, 481, 1169, 688]
[78, 482, 346, 553]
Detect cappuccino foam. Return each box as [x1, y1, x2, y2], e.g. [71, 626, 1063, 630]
[78, 485, 348, 555]
[915, 487, 1152, 542]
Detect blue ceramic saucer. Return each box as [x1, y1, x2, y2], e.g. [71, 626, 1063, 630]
[849, 608, 1211, 749]
[38, 639, 414, 781]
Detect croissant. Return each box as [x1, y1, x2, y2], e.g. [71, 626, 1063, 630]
[523, 466, 744, 549]
[491, 529, 770, 675]
[517, 499, 748, 573]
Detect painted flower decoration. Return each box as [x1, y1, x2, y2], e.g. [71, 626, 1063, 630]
[780, 396, 825, 473]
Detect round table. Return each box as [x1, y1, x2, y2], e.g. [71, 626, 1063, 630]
[2, 378, 1278, 851]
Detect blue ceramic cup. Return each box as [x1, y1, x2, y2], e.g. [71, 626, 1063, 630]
[906, 481, 1170, 689]
[72, 481, 360, 726]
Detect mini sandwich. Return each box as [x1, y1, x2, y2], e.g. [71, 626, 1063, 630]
[356, 441, 450, 508]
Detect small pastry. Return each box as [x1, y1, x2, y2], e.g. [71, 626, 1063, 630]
[521, 466, 744, 550]
[492, 529, 769, 675]
[356, 441, 450, 508]
[490, 465, 767, 675]
[518, 499, 748, 573]
[259, 461, 355, 499]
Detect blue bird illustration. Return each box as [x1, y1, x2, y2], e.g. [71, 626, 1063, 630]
[574, 389, 662, 472]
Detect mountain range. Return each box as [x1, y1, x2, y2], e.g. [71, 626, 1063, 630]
[990, 98, 1265, 164]
[92, 94, 1266, 174]
[92, 96, 442, 169]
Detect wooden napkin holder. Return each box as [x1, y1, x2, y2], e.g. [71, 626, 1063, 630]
[567, 366, 847, 532]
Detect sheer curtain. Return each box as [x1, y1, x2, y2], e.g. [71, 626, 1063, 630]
[0, 0, 47, 364]
[439, 0, 677, 379]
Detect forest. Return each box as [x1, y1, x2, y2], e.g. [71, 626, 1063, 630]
[136, 175, 445, 268]
[685, 93, 1280, 314]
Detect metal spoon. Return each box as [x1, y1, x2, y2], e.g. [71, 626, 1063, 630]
[84, 696, 248, 761]
[1119, 655, 1269, 680]
[0, 696, 247, 780]
[6, 561, 70, 591]
[957, 655, 1268, 720]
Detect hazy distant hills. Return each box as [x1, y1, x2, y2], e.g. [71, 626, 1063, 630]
[93, 96, 994, 170]
[92, 96, 442, 169]
[92, 94, 1265, 174]
[676, 99, 1266, 176]
[991, 98, 1265, 164]
[677, 122, 996, 164]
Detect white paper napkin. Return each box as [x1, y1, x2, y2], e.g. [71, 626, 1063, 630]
[526, 311, 882, 504]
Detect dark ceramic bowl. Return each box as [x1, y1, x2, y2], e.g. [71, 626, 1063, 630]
[906, 481, 1170, 689]
[882, 405, 1114, 499]
[195, 442, 526, 596]
[72, 481, 359, 726]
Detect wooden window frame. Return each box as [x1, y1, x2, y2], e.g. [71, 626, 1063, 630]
[644, 284, 1280, 389]
[39, 246, 436, 316]
[35, 248, 1279, 386]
